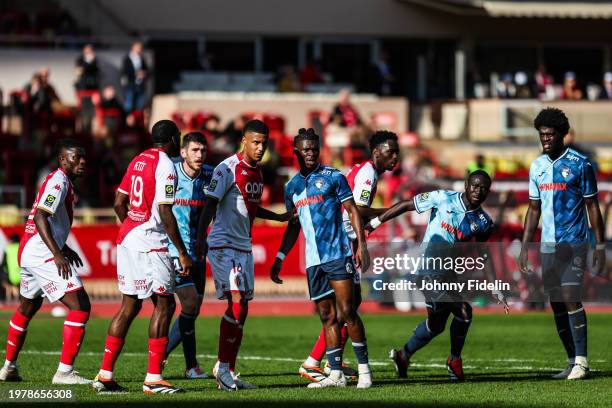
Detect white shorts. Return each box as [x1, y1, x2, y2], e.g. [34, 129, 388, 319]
[208, 248, 254, 300]
[116, 245, 174, 299]
[20, 262, 83, 303]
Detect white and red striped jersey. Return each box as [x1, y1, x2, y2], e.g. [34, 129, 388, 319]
[116, 148, 177, 252]
[206, 153, 264, 252]
[343, 160, 379, 238]
[19, 168, 74, 267]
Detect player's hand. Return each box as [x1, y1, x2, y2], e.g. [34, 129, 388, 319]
[62, 246, 83, 268]
[178, 252, 193, 277]
[54, 252, 72, 280]
[355, 245, 370, 272]
[270, 258, 283, 284]
[518, 246, 532, 274]
[492, 290, 510, 314]
[592, 247, 607, 278]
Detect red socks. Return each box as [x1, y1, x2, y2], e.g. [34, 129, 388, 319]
[5, 311, 31, 362]
[309, 324, 349, 362]
[147, 337, 168, 375]
[100, 335, 125, 373]
[219, 300, 248, 366]
[60, 310, 89, 367]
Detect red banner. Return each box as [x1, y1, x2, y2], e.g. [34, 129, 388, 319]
[0, 225, 305, 279]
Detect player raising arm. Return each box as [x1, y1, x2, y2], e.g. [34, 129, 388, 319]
[519, 108, 606, 380]
[271, 128, 372, 389]
[93, 120, 192, 394]
[195, 119, 292, 391]
[0, 139, 91, 385]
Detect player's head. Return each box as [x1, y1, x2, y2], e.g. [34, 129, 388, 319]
[180, 132, 207, 172]
[465, 170, 492, 206]
[57, 138, 86, 179]
[293, 128, 320, 171]
[151, 119, 180, 151]
[241, 119, 269, 165]
[534, 108, 570, 156]
[369, 130, 399, 172]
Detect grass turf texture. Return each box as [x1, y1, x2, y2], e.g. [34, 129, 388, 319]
[0, 311, 610, 407]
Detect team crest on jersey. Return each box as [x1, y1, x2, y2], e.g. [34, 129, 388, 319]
[360, 190, 371, 201]
[44, 194, 56, 206]
[165, 185, 174, 198]
[314, 178, 325, 190]
[470, 222, 479, 233]
[345, 262, 354, 275]
[560, 167, 571, 179]
[208, 179, 218, 191]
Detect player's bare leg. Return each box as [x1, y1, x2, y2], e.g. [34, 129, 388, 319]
[307, 297, 347, 388]
[50, 289, 92, 385]
[1, 296, 43, 382]
[93, 294, 142, 393]
[143, 293, 183, 393]
[330, 279, 371, 388]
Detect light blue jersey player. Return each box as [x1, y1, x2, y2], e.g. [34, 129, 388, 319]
[520, 108, 606, 381]
[271, 128, 372, 389]
[164, 132, 213, 379]
[382, 170, 501, 382]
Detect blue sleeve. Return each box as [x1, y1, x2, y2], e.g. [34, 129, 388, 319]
[284, 183, 295, 211]
[413, 190, 444, 213]
[333, 172, 353, 202]
[528, 163, 540, 200]
[582, 160, 598, 197]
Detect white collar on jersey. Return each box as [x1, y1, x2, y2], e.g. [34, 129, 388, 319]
[299, 163, 322, 179]
[179, 160, 201, 181]
[545, 147, 570, 164]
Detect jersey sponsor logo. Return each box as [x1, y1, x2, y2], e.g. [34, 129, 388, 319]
[43, 281, 57, 294]
[245, 182, 264, 195]
[134, 161, 146, 171]
[539, 182, 567, 191]
[165, 185, 174, 198]
[418, 192, 429, 202]
[321, 169, 332, 175]
[208, 179, 218, 191]
[295, 194, 324, 208]
[360, 190, 371, 201]
[43, 194, 56, 206]
[174, 198, 204, 207]
[560, 167, 572, 179]
[441, 221, 466, 241]
[566, 154, 579, 162]
[127, 209, 148, 222]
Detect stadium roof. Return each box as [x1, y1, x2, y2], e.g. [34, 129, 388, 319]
[400, 0, 612, 19]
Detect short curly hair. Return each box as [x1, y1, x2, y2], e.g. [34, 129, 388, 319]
[369, 130, 398, 151]
[533, 107, 570, 136]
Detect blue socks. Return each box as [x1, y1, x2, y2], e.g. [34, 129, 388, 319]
[166, 312, 198, 369]
[568, 307, 587, 358]
[405, 319, 439, 356]
[326, 347, 343, 370]
[352, 341, 369, 365]
[450, 316, 471, 358]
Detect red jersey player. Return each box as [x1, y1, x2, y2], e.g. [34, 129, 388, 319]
[295, 131, 400, 383]
[0, 139, 91, 385]
[93, 120, 193, 394]
[196, 119, 292, 391]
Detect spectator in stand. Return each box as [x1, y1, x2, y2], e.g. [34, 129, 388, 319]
[277, 64, 299, 92]
[121, 40, 149, 113]
[332, 89, 362, 127]
[224, 115, 245, 148]
[299, 59, 324, 89]
[374, 51, 394, 95]
[534, 64, 554, 99]
[497, 73, 516, 99]
[600, 72, 612, 100]
[467, 153, 495, 179]
[74, 44, 99, 91]
[514, 71, 531, 99]
[100, 85, 123, 111]
[561, 71, 583, 100]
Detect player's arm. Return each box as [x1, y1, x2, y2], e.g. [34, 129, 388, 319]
[366, 199, 416, 232]
[519, 199, 541, 273]
[33, 209, 72, 279]
[270, 221, 302, 284]
[113, 191, 129, 223]
[585, 197, 607, 277]
[256, 206, 295, 222]
[195, 196, 218, 261]
[344, 198, 370, 272]
[159, 203, 192, 276]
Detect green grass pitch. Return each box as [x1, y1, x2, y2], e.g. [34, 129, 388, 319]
[0, 311, 611, 407]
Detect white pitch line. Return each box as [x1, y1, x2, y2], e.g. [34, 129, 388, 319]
[17, 350, 603, 372]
